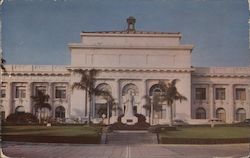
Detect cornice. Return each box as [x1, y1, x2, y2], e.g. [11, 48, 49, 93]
[67, 66, 195, 73]
[192, 73, 250, 78]
[80, 32, 182, 38]
[2, 72, 70, 77]
[68, 44, 194, 50]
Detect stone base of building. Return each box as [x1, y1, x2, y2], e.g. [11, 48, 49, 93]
[121, 116, 138, 125]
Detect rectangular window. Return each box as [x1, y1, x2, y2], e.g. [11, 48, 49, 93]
[35, 86, 46, 94]
[195, 88, 206, 100]
[55, 86, 66, 99]
[15, 86, 26, 98]
[215, 88, 225, 100]
[235, 88, 246, 100]
[0, 89, 6, 98]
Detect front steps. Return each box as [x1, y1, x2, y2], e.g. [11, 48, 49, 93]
[106, 130, 158, 145]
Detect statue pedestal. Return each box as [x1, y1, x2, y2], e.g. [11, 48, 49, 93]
[121, 116, 138, 125]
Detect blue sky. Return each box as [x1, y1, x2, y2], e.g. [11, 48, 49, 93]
[2, 0, 250, 67]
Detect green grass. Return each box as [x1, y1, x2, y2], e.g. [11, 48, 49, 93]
[2, 125, 102, 137]
[160, 126, 250, 139]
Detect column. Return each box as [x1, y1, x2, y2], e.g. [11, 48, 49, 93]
[141, 79, 147, 116]
[48, 82, 53, 117]
[227, 84, 234, 123]
[6, 82, 12, 116]
[114, 79, 120, 116]
[209, 84, 214, 119]
[66, 83, 71, 118]
[248, 85, 250, 119]
[26, 82, 33, 113]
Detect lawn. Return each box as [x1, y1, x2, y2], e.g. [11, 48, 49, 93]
[160, 126, 250, 138]
[1, 125, 103, 144]
[159, 126, 250, 144]
[2, 125, 102, 137]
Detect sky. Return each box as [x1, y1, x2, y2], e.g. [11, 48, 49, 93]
[1, 0, 250, 67]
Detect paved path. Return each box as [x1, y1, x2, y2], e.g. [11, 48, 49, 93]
[2, 141, 250, 158]
[107, 130, 158, 145]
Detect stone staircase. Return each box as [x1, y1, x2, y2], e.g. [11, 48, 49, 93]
[106, 130, 158, 145]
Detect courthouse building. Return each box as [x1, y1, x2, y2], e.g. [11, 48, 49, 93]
[0, 17, 249, 124]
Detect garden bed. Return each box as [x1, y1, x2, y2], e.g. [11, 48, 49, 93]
[160, 137, 250, 144]
[2, 135, 101, 144]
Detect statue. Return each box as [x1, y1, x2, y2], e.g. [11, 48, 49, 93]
[121, 90, 138, 125]
[124, 91, 135, 117]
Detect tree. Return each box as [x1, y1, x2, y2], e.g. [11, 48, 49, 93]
[0, 57, 6, 121]
[70, 69, 99, 124]
[31, 90, 51, 123]
[157, 79, 187, 126]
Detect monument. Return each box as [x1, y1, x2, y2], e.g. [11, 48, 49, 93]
[121, 91, 138, 125]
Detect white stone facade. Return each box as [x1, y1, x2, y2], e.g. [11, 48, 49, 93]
[0, 18, 249, 124]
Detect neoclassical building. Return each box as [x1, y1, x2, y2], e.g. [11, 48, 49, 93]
[0, 17, 249, 124]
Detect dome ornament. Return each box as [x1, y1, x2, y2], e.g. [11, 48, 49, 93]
[126, 16, 136, 32]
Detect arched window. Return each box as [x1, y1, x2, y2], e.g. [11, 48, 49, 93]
[149, 84, 163, 96]
[195, 107, 206, 119]
[95, 83, 112, 100]
[95, 83, 112, 118]
[55, 106, 65, 119]
[96, 83, 112, 94]
[122, 83, 139, 96]
[236, 108, 246, 122]
[216, 108, 226, 122]
[15, 106, 25, 113]
[0, 105, 5, 121]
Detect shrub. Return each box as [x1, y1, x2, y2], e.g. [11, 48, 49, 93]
[5, 112, 38, 125]
[135, 114, 146, 123]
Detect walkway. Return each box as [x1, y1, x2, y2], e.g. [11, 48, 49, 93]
[106, 130, 158, 145]
[2, 141, 250, 158]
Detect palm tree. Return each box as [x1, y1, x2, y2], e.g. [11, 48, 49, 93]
[70, 69, 99, 124]
[0, 53, 6, 121]
[31, 90, 51, 123]
[142, 95, 151, 123]
[0, 58, 6, 73]
[157, 79, 187, 126]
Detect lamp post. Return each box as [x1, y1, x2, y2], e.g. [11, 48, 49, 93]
[102, 114, 106, 125]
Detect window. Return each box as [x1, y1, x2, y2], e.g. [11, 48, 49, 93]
[55, 86, 66, 99]
[195, 88, 206, 100]
[15, 106, 25, 113]
[55, 106, 65, 119]
[35, 86, 46, 94]
[195, 108, 206, 119]
[235, 88, 246, 100]
[236, 108, 246, 122]
[0, 105, 5, 121]
[0, 89, 6, 98]
[216, 108, 226, 122]
[215, 88, 225, 100]
[149, 84, 163, 96]
[15, 86, 26, 98]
